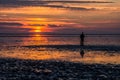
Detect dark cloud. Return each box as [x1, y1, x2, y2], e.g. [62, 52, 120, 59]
[0, 0, 114, 10]
[0, 0, 113, 5]
[47, 24, 63, 28]
[42, 5, 96, 10]
[28, 24, 45, 26]
[45, 1, 113, 3]
[0, 0, 45, 7]
[0, 26, 32, 33]
[0, 22, 30, 33]
[0, 22, 23, 27]
[0, 26, 31, 33]
[66, 6, 96, 11]
[47, 23, 120, 34]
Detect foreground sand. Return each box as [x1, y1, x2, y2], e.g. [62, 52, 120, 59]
[0, 58, 120, 80]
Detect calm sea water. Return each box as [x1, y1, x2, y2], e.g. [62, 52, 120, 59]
[0, 34, 120, 46]
[0, 34, 120, 64]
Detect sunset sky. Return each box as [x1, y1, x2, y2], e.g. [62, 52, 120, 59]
[0, 0, 120, 34]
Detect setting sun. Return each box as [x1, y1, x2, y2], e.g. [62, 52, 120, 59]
[21, 18, 49, 33]
[34, 27, 41, 32]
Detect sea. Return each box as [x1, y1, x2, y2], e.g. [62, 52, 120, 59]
[0, 34, 120, 64]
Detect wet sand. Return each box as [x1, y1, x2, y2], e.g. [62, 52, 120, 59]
[0, 58, 120, 80]
[23, 45, 120, 51]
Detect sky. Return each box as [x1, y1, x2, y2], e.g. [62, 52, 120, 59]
[0, 0, 120, 34]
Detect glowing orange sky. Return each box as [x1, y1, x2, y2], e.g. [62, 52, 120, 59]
[0, 0, 120, 34]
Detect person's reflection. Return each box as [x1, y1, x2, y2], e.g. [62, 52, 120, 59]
[80, 49, 85, 58]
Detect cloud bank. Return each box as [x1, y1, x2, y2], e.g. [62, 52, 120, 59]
[0, 0, 114, 10]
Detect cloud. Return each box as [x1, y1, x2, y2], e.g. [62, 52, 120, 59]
[0, 26, 31, 33]
[0, 22, 30, 33]
[47, 24, 63, 28]
[66, 6, 96, 11]
[0, 0, 114, 9]
[46, 23, 120, 34]
[45, 1, 113, 3]
[0, 0, 114, 11]
[28, 24, 45, 26]
[0, 22, 23, 27]
[42, 5, 96, 10]
[0, 22, 120, 34]
[0, 0, 45, 7]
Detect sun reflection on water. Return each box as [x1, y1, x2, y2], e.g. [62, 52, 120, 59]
[19, 33, 48, 46]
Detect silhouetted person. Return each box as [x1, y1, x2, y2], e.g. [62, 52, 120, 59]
[80, 49, 85, 58]
[80, 32, 85, 46]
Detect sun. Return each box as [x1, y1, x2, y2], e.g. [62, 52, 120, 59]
[35, 29, 41, 32]
[34, 27, 41, 32]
